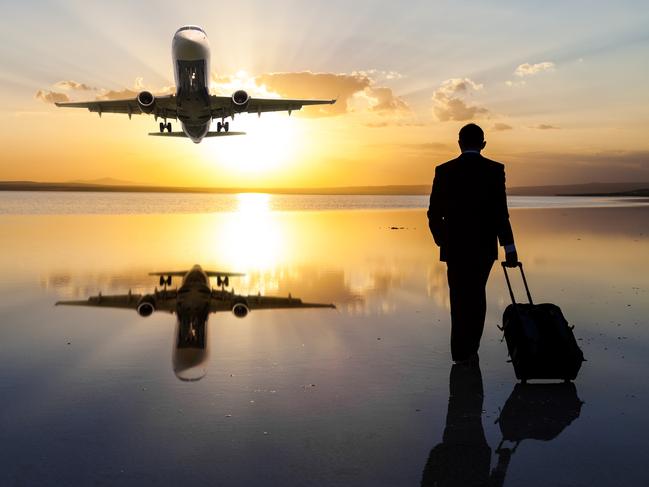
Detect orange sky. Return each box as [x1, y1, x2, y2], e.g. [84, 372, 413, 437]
[1, 1, 648, 187]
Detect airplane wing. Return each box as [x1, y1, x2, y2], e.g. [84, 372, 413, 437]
[148, 131, 245, 138]
[204, 271, 246, 278]
[210, 290, 335, 313]
[149, 271, 192, 277]
[209, 95, 336, 118]
[148, 271, 245, 278]
[55, 290, 177, 312]
[56, 95, 178, 120]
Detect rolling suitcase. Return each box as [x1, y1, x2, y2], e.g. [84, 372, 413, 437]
[500, 262, 584, 382]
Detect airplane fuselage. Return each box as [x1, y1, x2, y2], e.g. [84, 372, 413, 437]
[176, 264, 211, 325]
[172, 26, 212, 143]
[173, 264, 212, 381]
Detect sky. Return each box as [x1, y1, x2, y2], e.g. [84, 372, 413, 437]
[0, 0, 648, 188]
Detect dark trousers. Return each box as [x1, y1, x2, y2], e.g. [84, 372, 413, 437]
[446, 259, 494, 361]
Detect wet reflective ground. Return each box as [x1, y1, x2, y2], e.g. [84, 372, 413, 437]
[1, 195, 648, 486]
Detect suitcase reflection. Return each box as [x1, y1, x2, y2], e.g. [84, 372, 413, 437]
[422, 363, 583, 486]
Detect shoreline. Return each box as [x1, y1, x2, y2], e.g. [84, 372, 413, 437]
[1, 181, 648, 197]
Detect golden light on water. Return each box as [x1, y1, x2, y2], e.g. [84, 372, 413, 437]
[215, 193, 285, 277]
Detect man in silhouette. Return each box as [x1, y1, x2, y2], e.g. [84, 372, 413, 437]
[427, 123, 517, 363]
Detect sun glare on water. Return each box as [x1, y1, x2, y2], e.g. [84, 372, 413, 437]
[215, 193, 285, 276]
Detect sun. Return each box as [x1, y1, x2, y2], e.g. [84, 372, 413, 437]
[197, 71, 305, 174]
[198, 111, 304, 174]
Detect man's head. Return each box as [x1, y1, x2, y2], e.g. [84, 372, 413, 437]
[458, 123, 486, 153]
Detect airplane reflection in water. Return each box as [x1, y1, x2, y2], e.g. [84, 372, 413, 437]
[422, 364, 583, 487]
[56, 264, 335, 381]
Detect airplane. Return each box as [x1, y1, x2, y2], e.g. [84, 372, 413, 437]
[56, 264, 335, 381]
[55, 25, 337, 143]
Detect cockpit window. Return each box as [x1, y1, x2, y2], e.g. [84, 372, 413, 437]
[176, 25, 206, 35]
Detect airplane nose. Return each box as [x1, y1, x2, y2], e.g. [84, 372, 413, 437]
[173, 31, 209, 61]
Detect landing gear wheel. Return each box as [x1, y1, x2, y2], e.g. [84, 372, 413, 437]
[217, 122, 222, 133]
[166, 122, 172, 133]
[159, 122, 165, 133]
[224, 121, 230, 133]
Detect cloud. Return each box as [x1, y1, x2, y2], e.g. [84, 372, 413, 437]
[36, 77, 176, 103]
[364, 120, 426, 128]
[366, 87, 410, 112]
[95, 78, 174, 100]
[55, 80, 95, 91]
[353, 69, 404, 82]
[252, 71, 409, 117]
[95, 89, 139, 100]
[534, 124, 560, 130]
[432, 78, 488, 122]
[493, 122, 513, 131]
[514, 62, 555, 77]
[34, 90, 69, 104]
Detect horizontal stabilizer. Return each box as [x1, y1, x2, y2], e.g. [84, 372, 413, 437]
[148, 131, 246, 137]
[149, 271, 189, 277]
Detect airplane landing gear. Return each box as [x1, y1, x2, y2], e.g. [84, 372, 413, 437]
[159, 122, 172, 133]
[216, 121, 230, 133]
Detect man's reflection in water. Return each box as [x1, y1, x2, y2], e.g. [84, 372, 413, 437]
[422, 362, 491, 486]
[422, 364, 583, 487]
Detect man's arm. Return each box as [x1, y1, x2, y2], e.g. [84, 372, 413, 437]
[496, 165, 518, 266]
[427, 166, 445, 247]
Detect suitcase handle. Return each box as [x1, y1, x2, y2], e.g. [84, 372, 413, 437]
[501, 261, 534, 305]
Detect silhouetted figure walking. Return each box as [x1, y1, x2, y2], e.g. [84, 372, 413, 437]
[427, 123, 517, 363]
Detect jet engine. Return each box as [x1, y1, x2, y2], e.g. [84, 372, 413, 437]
[137, 91, 156, 114]
[231, 302, 249, 318]
[231, 90, 250, 108]
[137, 296, 156, 317]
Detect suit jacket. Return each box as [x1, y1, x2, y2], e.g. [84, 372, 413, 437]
[427, 152, 514, 262]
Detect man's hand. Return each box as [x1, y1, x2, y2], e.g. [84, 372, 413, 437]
[505, 250, 518, 268]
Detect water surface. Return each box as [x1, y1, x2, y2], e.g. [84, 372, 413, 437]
[1, 191, 647, 214]
[0, 194, 648, 486]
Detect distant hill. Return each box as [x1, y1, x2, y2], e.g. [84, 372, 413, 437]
[508, 181, 649, 196]
[561, 188, 649, 197]
[0, 181, 431, 195]
[1, 180, 647, 196]
[70, 177, 138, 186]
